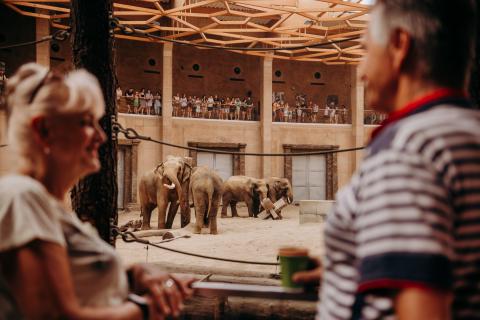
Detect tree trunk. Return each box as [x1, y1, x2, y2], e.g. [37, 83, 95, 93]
[70, 0, 118, 245]
[469, 20, 480, 110]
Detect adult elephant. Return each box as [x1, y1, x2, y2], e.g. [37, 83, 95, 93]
[189, 166, 223, 234]
[264, 177, 294, 219]
[139, 156, 193, 230]
[221, 176, 271, 218]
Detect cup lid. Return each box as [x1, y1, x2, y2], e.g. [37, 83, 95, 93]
[278, 247, 309, 257]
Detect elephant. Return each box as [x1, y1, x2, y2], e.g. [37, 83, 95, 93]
[189, 166, 223, 234]
[138, 156, 193, 230]
[263, 177, 294, 219]
[221, 176, 270, 218]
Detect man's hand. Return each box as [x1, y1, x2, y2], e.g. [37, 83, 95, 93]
[128, 264, 196, 318]
[292, 256, 322, 287]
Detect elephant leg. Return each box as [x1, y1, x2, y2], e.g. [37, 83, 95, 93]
[156, 200, 169, 229]
[245, 197, 255, 217]
[180, 201, 191, 228]
[230, 201, 239, 217]
[180, 182, 191, 228]
[221, 193, 231, 218]
[209, 197, 220, 235]
[194, 202, 206, 234]
[221, 201, 228, 218]
[166, 201, 180, 229]
[141, 204, 154, 230]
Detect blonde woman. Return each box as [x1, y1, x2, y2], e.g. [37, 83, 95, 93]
[0, 63, 193, 320]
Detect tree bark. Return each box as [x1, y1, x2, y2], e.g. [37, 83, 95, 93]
[469, 19, 480, 109]
[70, 0, 118, 244]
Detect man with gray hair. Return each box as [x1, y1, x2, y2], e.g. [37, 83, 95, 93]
[293, 1, 479, 319]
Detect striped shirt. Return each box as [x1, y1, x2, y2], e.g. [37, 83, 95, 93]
[318, 90, 480, 320]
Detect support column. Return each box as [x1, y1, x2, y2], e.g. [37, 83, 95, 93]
[35, 16, 50, 67]
[351, 66, 365, 172]
[261, 55, 273, 178]
[162, 43, 174, 160]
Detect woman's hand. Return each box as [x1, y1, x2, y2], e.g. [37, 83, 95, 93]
[292, 256, 323, 288]
[128, 264, 195, 317]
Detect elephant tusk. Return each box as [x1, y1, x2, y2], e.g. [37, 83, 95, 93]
[286, 197, 293, 204]
[163, 182, 176, 190]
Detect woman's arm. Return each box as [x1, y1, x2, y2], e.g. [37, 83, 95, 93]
[2, 240, 152, 320]
[395, 287, 452, 320]
[127, 263, 195, 318]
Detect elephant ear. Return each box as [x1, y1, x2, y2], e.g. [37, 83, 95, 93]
[154, 162, 164, 176]
[251, 182, 261, 214]
[251, 182, 262, 199]
[181, 162, 193, 183]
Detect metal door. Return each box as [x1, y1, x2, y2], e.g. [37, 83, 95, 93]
[197, 152, 233, 181]
[292, 154, 326, 200]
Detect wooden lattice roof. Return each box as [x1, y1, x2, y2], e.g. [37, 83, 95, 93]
[3, 0, 370, 64]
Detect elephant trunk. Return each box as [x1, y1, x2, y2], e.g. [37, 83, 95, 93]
[164, 170, 183, 202]
[286, 188, 293, 204]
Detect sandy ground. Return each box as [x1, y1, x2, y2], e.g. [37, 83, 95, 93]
[117, 205, 325, 276]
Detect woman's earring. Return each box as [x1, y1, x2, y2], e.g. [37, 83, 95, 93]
[44, 146, 51, 155]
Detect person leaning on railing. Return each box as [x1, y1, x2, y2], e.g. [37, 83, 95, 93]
[0, 63, 194, 320]
[294, 1, 480, 319]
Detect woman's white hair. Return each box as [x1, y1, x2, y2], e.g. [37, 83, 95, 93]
[5, 62, 105, 175]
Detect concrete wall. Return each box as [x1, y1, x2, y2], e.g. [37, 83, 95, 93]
[117, 114, 163, 182]
[116, 39, 163, 93]
[0, 8, 36, 76]
[170, 117, 262, 178]
[0, 110, 376, 192]
[114, 114, 359, 201]
[272, 123, 355, 188]
[172, 45, 262, 104]
[272, 60, 351, 108]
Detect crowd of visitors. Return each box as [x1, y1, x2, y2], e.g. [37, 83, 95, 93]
[117, 87, 162, 116]
[115, 87, 382, 126]
[272, 100, 350, 124]
[364, 109, 387, 125]
[172, 93, 257, 121]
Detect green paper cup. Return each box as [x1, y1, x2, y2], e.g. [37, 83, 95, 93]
[278, 247, 309, 290]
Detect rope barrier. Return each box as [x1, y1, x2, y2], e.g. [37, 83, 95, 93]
[112, 121, 365, 157]
[112, 226, 279, 266]
[0, 30, 70, 50]
[0, 123, 365, 156]
[110, 19, 361, 52]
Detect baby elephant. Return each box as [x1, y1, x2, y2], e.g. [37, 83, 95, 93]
[189, 166, 223, 234]
[221, 176, 270, 218]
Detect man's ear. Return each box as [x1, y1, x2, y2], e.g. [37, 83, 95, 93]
[390, 28, 411, 74]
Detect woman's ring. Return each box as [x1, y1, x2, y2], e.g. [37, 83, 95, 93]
[164, 279, 175, 288]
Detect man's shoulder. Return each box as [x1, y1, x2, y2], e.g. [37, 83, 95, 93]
[395, 104, 480, 147]
[369, 104, 480, 157]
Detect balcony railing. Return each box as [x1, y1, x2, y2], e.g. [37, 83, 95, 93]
[273, 108, 351, 124]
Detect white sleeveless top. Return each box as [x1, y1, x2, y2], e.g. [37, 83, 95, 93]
[0, 175, 128, 307]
